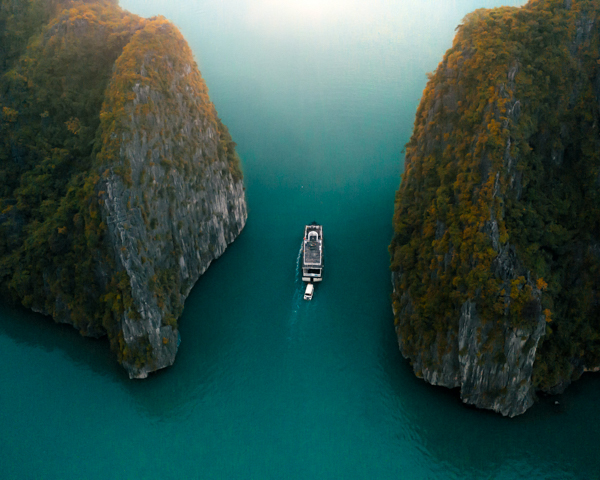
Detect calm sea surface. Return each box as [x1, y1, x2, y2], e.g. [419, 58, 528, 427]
[1, 1, 599, 478]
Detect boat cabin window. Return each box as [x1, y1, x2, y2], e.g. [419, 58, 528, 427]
[306, 268, 321, 275]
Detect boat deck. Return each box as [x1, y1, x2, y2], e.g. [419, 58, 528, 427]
[304, 241, 322, 266]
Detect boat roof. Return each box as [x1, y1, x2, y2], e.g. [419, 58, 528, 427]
[303, 224, 323, 267]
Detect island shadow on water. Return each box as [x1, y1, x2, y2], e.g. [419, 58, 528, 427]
[379, 336, 600, 479]
[0, 234, 251, 420]
[0, 293, 229, 420]
[0, 301, 121, 378]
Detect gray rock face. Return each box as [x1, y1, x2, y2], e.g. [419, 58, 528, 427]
[457, 301, 545, 416]
[97, 47, 247, 378]
[393, 274, 544, 417]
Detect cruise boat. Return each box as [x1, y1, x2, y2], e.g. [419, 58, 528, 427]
[302, 223, 323, 300]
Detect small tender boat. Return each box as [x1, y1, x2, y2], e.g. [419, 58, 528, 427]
[304, 283, 314, 300]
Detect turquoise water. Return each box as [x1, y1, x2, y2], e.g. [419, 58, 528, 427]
[1, 1, 600, 478]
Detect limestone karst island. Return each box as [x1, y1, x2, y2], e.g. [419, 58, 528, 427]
[390, 0, 600, 416]
[0, 0, 246, 378]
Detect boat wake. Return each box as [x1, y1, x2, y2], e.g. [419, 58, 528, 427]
[294, 240, 303, 282]
[291, 241, 304, 313]
[289, 242, 309, 336]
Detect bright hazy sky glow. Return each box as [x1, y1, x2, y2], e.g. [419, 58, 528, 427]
[244, 0, 374, 31]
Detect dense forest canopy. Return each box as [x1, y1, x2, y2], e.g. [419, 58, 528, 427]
[1, 0, 143, 334]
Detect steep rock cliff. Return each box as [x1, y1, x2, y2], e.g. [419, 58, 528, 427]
[0, 1, 246, 378]
[390, 0, 600, 416]
[95, 19, 247, 378]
